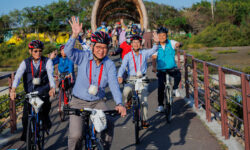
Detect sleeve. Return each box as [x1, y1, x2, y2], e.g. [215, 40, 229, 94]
[117, 54, 129, 77]
[52, 56, 59, 65]
[68, 59, 74, 74]
[46, 59, 56, 88]
[64, 37, 86, 65]
[12, 61, 26, 88]
[152, 52, 158, 56]
[171, 40, 178, 50]
[144, 44, 159, 58]
[108, 62, 122, 105]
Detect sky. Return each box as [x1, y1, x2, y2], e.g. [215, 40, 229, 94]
[0, 0, 207, 15]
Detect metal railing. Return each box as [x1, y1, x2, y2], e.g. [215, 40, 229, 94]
[177, 50, 250, 150]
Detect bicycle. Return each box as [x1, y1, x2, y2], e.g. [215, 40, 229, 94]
[164, 72, 174, 123]
[25, 91, 45, 150]
[58, 72, 73, 121]
[125, 76, 149, 144]
[64, 107, 119, 150]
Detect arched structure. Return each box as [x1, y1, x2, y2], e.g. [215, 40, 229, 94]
[91, 0, 148, 31]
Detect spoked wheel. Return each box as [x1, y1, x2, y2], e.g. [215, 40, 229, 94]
[165, 87, 173, 123]
[59, 89, 65, 121]
[26, 118, 36, 150]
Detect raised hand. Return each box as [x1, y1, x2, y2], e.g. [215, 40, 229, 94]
[153, 32, 159, 43]
[68, 16, 83, 38]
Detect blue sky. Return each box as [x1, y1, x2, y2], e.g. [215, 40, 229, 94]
[0, 0, 207, 15]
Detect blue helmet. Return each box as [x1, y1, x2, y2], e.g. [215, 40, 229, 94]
[157, 27, 168, 34]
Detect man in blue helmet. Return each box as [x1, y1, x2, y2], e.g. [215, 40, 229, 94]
[152, 27, 182, 113]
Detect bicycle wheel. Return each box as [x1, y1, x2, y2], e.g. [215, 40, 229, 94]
[133, 98, 140, 144]
[59, 88, 65, 121]
[165, 87, 173, 123]
[26, 118, 36, 150]
[37, 120, 45, 150]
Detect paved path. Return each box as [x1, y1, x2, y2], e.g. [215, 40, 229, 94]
[1, 56, 223, 150]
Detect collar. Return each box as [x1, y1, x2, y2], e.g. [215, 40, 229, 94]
[132, 49, 142, 55]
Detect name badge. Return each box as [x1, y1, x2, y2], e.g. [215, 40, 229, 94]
[88, 85, 98, 96]
[32, 78, 41, 85]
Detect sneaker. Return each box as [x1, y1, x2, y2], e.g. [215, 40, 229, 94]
[173, 89, 181, 97]
[156, 106, 164, 112]
[141, 120, 150, 129]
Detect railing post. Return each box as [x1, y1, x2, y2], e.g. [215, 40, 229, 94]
[241, 73, 250, 150]
[219, 67, 229, 139]
[184, 51, 189, 98]
[177, 50, 182, 89]
[9, 73, 17, 133]
[192, 56, 198, 108]
[203, 62, 211, 122]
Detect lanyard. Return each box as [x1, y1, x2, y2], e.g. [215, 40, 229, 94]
[31, 59, 42, 78]
[131, 51, 142, 72]
[89, 60, 104, 88]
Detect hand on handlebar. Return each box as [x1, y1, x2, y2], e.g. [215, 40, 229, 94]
[115, 105, 126, 117]
[118, 77, 123, 84]
[152, 67, 157, 73]
[49, 88, 56, 97]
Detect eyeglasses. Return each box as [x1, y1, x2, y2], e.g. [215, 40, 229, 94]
[95, 46, 108, 50]
[33, 50, 43, 53]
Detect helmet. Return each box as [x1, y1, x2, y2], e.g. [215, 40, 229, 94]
[28, 40, 44, 49]
[59, 45, 65, 51]
[157, 26, 168, 34]
[91, 31, 110, 45]
[101, 22, 106, 26]
[130, 34, 142, 42]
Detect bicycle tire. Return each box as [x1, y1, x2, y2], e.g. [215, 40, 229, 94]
[59, 88, 65, 121]
[165, 87, 173, 123]
[37, 120, 45, 150]
[26, 117, 35, 150]
[134, 107, 140, 144]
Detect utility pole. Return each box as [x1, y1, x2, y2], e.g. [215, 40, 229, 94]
[211, 0, 214, 21]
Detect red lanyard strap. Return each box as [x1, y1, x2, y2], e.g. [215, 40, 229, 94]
[31, 59, 42, 78]
[131, 51, 142, 72]
[89, 60, 104, 88]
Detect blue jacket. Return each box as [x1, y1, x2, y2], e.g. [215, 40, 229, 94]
[52, 56, 75, 79]
[157, 40, 177, 70]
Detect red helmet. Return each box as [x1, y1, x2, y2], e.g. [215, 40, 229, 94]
[130, 34, 142, 42]
[91, 31, 110, 45]
[28, 40, 44, 49]
[59, 45, 65, 51]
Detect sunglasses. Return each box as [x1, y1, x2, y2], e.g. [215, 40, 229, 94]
[33, 50, 43, 53]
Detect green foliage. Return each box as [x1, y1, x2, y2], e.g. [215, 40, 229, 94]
[189, 51, 216, 61]
[190, 22, 250, 47]
[0, 37, 57, 69]
[206, 48, 214, 52]
[227, 92, 243, 119]
[217, 49, 238, 54]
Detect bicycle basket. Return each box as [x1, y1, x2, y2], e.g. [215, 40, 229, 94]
[29, 97, 44, 113]
[90, 109, 107, 133]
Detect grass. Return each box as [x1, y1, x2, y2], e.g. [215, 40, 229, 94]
[217, 49, 238, 54]
[248, 52, 250, 55]
[189, 51, 216, 61]
[206, 48, 214, 52]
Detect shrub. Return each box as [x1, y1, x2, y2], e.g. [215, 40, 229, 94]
[217, 49, 238, 54]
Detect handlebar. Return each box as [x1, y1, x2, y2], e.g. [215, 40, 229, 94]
[63, 107, 119, 117]
[59, 72, 70, 79]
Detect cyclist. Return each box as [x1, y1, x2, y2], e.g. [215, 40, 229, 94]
[152, 27, 182, 113]
[10, 40, 56, 141]
[66, 16, 126, 150]
[97, 21, 108, 33]
[50, 45, 75, 91]
[117, 34, 159, 128]
[109, 33, 132, 60]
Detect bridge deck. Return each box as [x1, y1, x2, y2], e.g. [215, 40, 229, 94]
[0, 56, 223, 150]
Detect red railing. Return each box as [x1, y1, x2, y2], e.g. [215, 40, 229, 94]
[177, 50, 250, 150]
